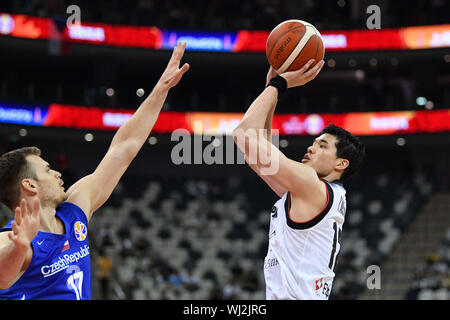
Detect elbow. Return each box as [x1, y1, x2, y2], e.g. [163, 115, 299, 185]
[232, 122, 248, 142]
[232, 125, 245, 147]
[232, 124, 241, 137]
[123, 139, 141, 159]
[232, 128, 239, 144]
[111, 140, 140, 163]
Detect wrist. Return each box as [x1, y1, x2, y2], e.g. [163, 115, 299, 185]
[153, 81, 171, 95]
[12, 238, 30, 252]
[266, 75, 287, 96]
[265, 85, 279, 99]
[143, 82, 170, 104]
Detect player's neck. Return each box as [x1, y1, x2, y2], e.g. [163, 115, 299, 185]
[39, 205, 64, 235]
[321, 171, 341, 183]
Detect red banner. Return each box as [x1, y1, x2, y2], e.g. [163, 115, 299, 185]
[43, 104, 450, 136]
[1, 12, 449, 52]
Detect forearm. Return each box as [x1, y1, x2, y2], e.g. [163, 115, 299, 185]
[233, 86, 278, 163]
[237, 86, 278, 132]
[0, 240, 28, 288]
[109, 83, 169, 154]
[264, 102, 277, 143]
[245, 102, 276, 171]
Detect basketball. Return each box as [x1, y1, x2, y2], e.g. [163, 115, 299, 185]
[266, 20, 325, 74]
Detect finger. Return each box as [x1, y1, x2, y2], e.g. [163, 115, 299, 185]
[20, 199, 28, 219]
[312, 60, 325, 77]
[15, 206, 22, 226]
[266, 66, 279, 84]
[300, 59, 315, 73]
[168, 63, 190, 88]
[168, 43, 181, 64]
[312, 59, 325, 72]
[177, 42, 186, 60]
[11, 221, 19, 236]
[8, 230, 17, 242]
[304, 60, 324, 79]
[180, 63, 190, 75]
[269, 67, 278, 78]
[267, 66, 276, 74]
[171, 41, 186, 62]
[174, 63, 190, 83]
[317, 60, 325, 73]
[174, 40, 182, 53]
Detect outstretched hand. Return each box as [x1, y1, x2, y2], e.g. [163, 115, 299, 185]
[279, 59, 325, 88]
[8, 198, 40, 247]
[158, 41, 190, 89]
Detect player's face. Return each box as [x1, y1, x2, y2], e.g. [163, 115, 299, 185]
[301, 133, 342, 178]
[26, 155, 67, 207]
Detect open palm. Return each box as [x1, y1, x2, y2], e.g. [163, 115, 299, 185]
[158, 41, 190, 89]
[8, 198, 40, 247]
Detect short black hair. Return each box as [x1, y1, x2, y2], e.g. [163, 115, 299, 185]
[0, 147, 41, 210]
[320, 123, 365, 181]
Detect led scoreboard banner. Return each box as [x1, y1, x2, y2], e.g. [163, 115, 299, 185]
[0, 13, 449, 52]
[1, 102, 449, 136]
[1, 15, 448, 135]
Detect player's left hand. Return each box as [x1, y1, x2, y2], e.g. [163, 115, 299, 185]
[8, 198, 40, 248]
[280, 59, 325, 88]
[158, 41, 190, 89]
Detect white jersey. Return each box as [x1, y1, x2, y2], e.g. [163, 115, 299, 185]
[264, 179, 346, 300]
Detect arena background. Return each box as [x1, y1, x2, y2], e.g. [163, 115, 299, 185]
[0, 0, 449, 300]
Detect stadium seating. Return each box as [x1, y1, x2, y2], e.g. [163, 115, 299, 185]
[404, 228, 450, 300]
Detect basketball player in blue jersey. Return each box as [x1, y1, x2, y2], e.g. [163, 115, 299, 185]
[0, 42, 190, 300]
[233, 60, 365, 299]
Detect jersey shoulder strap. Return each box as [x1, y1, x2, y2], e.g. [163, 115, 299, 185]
[284, 178, 335, 230]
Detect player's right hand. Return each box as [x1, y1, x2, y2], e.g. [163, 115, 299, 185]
[8, 198, 40, 248]
[157, 41, 190, 90]
[280, 59, 324, 88]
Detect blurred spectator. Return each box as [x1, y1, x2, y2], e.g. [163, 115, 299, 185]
[97, 248, 114, 300]
[405, 236, 450, 300]
[182, 269, 200, 292]
[223, 275, 242, 300]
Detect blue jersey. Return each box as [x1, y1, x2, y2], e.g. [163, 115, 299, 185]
[0, 202, 92, 300]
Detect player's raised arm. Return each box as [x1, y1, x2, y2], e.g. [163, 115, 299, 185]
[65, 42, 190, 221]
[236, 67, 287, 197]
[233, 59, 326, 209]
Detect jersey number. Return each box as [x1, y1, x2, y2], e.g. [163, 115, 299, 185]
[328, 222, 342, 271]
[67, 270, 84, 300]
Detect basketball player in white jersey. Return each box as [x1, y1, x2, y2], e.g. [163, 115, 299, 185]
[233, 59, 365, 299]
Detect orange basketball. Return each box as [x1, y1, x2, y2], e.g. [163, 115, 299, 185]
[266, 20, 325, 74]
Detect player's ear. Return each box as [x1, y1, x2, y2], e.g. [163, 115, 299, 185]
[21, 179, 38, 196]
[336, 158, 349, 171]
